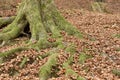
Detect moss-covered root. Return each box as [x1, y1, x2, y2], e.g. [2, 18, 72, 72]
[63, 62, 85, 80]
[40, 0, 83, 38]
[112, 69, 120, 77]
[0, 12, 27, 46]
[62, 45, 85, 80]
[0, 0, 27, 46]
[0, 20, 27, 46]
[0, 16, 15, 28]
[0, 47, 28, 58]
[91, 2, 105, 13]
[39, 52, 58, 80]
[19, 57, 28, 68]
[51, 7, 83, 38]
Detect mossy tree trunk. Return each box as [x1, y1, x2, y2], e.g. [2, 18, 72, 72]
[0, 0, 83, 80]
[0, 0, 82, 47]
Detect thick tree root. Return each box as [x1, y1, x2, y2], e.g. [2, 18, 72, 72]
[0, 47, 29, 58]
[62, 45, 85, 80]
[0, 16, 15, 28]
[0, 0, 83, 46]
[63, 62, 85, 80]
[39, 50, 58, 80]
[66, 44, 85, 79]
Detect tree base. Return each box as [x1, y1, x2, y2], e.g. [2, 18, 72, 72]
[0, 0, 83, 80]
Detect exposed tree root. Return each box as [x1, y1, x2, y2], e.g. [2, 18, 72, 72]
[0, 0, 83, 79]
[19, 56, 28, 68]
[91, 2, 106, 13]
[62, 45, 85, 80]
[39, 49, 58, 80]
[0, 16, 15, 28]
[0, 47, 29, 58]
[63, 62, 85, 80]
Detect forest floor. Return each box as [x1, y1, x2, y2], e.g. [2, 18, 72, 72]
[0, 0, 120, 80]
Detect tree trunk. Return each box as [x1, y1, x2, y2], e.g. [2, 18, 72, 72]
[0, 0, 82, 47]
[0, 0, 83, 79]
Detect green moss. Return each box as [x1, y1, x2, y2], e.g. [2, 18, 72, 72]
[0, 1, 85, 80]
[79, 53, 92, 64]
[38, 55, 43, 60]
[62, 45, 86, 79]
[0, 16, 15, 28]
[39, 53, 57, 80]
[115, 34, 120, 38]
[91, 2, 105, 13]
[38, 49, 57, 60]
[112, 69, 120, 77]
[77, 77, 86, 80]
[63, 62, 76, 75]
[57, 43, 66, 49]
[0, 19, 27, 42]
[51, 30, 62, 38]
[65, 44, 76, 53]
[0, 47, 28, 58]
[79, 53, 87, 64]
[64, 44, 77, 65]
[39, 64, 51, 80]
[63, 62, 85, 80]
[39, 53, 50, 59]
[19, 57, 28, 68]
[51, 6, 83, 39]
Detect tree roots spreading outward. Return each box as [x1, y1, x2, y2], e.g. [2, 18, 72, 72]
[0, 0, 83, 80]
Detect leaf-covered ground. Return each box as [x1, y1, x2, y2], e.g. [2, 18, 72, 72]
[0, 0, 120, 80]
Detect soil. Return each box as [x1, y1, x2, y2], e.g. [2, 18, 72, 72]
[0, 0, 120, 80]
